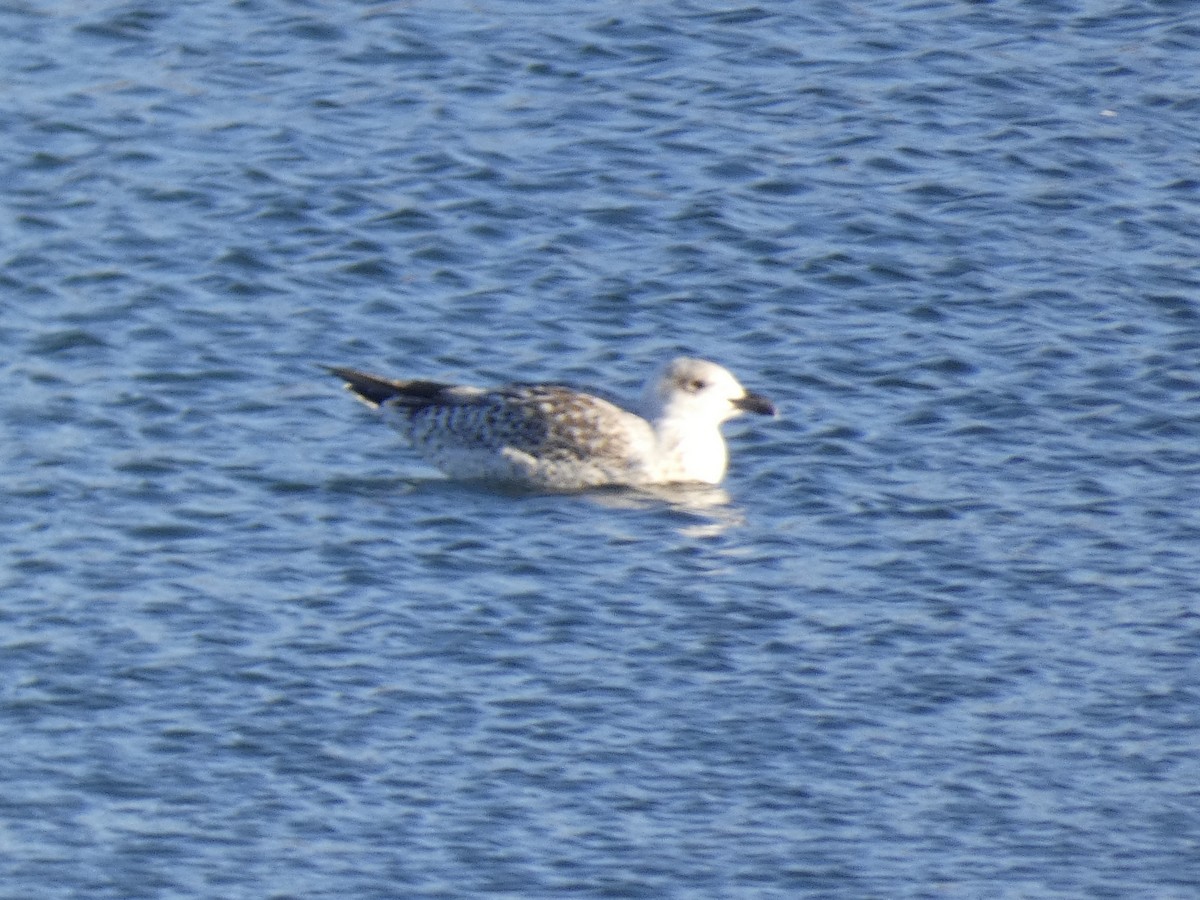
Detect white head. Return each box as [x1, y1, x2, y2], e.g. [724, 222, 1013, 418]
[640, 358, 775, 483]
[642, 357, 775, 426]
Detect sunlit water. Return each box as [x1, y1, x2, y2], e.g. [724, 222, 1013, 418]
[4, 2, 1200, 897]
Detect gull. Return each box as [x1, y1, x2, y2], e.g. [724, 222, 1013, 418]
[326, 357, 775, 490]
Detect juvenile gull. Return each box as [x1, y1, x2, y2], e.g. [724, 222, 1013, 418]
[326, 357, 775, 490]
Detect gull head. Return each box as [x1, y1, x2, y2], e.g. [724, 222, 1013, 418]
[642, 357, 776, 426]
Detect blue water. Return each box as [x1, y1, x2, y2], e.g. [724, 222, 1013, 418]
[4, 1, 1200, 897]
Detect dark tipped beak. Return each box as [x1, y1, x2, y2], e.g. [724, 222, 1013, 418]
[734, 391, 776, 417]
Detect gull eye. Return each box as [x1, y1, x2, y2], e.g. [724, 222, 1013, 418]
[686, 378, 708, 392]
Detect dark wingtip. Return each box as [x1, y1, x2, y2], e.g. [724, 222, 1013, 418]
[325, 366, 404, 407]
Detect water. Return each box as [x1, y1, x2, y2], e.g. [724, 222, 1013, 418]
[3, 1, 1200, 897]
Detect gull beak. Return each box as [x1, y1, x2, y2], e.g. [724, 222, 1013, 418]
[734, 392, 776, 417]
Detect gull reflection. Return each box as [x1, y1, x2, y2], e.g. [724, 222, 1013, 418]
[585, 482, 746, 536]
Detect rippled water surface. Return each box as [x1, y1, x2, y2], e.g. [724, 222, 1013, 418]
[4, 1, 1200, 897]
